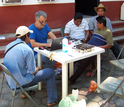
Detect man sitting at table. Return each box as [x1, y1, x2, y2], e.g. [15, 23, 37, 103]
[4, 26, 58, 107]
[64, 12, 89, 42]
[89, 4, 120, 59]
[69, 16, 113, 84]
[28, 10, 56, 69]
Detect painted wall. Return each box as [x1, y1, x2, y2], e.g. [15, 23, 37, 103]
[101, 1, 124, 21]
[0, 3, 75, 34]
[0, 0, 124, 34]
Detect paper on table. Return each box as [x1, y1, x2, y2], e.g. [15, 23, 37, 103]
[0, 36, 5, 39]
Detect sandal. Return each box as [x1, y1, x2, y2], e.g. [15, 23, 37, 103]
[55, 75, 62, 80]
[86, 65, 92, 70]
[47, 100, 59, 107]
[21, 90, 34, 99]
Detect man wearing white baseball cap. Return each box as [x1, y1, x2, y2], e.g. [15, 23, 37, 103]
[4, 26, 58, 106]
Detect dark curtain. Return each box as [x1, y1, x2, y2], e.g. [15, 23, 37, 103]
[75, 0, 100, 16]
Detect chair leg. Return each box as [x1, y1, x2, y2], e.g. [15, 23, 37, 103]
[20, 87, 39, 107]
[11, 84, 17, 107]
[106, 49, 110, 72]
[109, 66, 115, 76]
[0, 73, 4, 98]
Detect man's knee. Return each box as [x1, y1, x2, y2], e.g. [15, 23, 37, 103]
[44, 68, 55, 75]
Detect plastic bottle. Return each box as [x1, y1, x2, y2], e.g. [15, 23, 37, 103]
[62, 36, 68, 53]
[72, 88, 79, 100]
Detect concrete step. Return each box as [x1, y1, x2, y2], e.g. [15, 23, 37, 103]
[0, 46, 6, 51]
[0, 58, 4, 63]
[113, 35, 124, 43]
[0, 58, 3, 71]
[113, 28, 124, 37]
[112, 20, 124, 29]
[0, 37, 16, 46]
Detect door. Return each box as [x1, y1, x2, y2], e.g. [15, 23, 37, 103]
[75, 0, 100, 16]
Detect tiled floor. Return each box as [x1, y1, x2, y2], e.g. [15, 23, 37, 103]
[0, 44, 124, 107]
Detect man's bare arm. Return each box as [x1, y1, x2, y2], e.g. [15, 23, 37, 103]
[48, 31, 57, 39]
[83, 30, 89, 42]
[30, 39, 52, 47]
[98, 44, 112, 49]
[89, 30, 93, 36]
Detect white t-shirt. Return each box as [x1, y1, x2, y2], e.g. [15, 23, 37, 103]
[64, 19, 89, 40]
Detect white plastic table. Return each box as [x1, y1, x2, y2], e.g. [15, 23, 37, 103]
[34, 46, 105, 98]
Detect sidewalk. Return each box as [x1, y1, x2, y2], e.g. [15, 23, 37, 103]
[0, 44, 124, 107]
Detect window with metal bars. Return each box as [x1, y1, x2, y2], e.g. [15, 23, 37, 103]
[2, 0, 22, 3]
[37, 0, 55, 2]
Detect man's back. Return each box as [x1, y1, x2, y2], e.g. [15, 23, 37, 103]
[4, 39, 36, 89]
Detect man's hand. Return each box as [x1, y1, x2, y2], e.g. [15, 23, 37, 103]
[46, 42, 52, 47]
[32, 67, 40, 75]
[83, 37, 88, 42]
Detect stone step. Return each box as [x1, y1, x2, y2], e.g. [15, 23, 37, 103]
[113, 35, 124, 41]
[0, 58, 4, 71]
[113, 29, 124, 37]
[0, 50, 4, 58]
[113, 35, 124, 43]
[0, 46, 6, 51]
[0, 37, 16, 46]
[0, 58, 4, 63]
[112, 20, 124, 29]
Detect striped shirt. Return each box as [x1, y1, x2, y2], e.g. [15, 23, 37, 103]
[64, 19, 89, 40]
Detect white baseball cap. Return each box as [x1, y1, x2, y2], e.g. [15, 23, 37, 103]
[16, 26, 33, 38]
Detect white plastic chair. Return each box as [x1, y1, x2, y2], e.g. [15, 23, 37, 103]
[0, 63, 39, 107]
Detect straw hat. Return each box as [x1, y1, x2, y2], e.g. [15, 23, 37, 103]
[94, 4, 108, 12]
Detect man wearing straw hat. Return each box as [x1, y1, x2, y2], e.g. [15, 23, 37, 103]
[89, 3, 120, 59]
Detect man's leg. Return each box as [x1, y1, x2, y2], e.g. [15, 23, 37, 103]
[69, 56, 96, 84]
[34, 54, 56, 69]
[23, 68, 58, 104]
[42, 55, 56, 69]
[110, 41, 121, 59]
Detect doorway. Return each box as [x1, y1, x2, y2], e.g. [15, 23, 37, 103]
[75, 0, 100, 16]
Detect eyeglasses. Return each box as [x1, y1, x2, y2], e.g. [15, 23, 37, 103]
[38, 19, 47, 25]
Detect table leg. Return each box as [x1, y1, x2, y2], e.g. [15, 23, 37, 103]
[62, 63, 68, 98]
[97, 53, 101, 93]
[69, 62, 74, 77]
[38, 53, 42, 90]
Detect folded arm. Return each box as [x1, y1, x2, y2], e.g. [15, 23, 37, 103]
[98, 44, 112, 49]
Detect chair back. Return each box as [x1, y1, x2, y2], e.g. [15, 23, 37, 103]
[0, 63, 12, 76]
[0, 63, 19, 85]
[60, 27, 65, 37]
[117, 45, 124, 59]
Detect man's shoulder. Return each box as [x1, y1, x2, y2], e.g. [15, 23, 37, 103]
[105, 16, 111, 20]
[82, 19, 88, 23]
[90, 15, 97, 20]
[105, 17, 111, 22]
[19, 44, 33, 54]
[29, 24, 34, 28]
[105, 28, 112, 34]
[66, 19, 73, 25]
